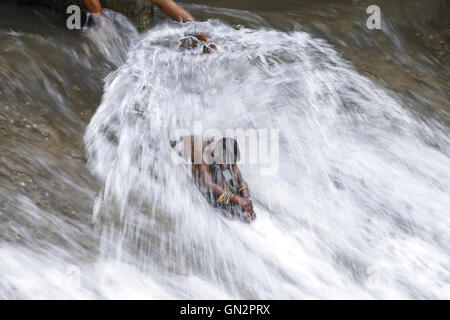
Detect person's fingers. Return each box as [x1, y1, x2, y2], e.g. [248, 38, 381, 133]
[241, 207, 254, 222]
[202, 45, 213, 54]
[195, 32, 217, 54]
[249, 209, 256, 220]
[202, 44, 217, 54]
[196, 33, 211, 42]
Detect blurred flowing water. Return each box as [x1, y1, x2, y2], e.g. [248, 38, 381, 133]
[0, 1, 449, 299]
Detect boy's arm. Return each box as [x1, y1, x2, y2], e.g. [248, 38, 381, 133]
[232, 165, 250, 198]
[82, 0, 103, 15]
[81, 0, 214, 44]
[195, 164, 228, 198]
[196, 164, 255, 221]
[195, 164, 247, 206]
[231, 165, 255, 220]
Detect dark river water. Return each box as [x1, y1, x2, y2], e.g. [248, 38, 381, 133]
[0, 1, 449, 299]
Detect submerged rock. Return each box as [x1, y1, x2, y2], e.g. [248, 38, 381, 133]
[6, 0, 154, 31]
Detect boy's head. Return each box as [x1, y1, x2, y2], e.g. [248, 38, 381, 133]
[212, 137, 240, 168]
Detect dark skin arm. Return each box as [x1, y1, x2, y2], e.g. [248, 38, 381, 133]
[232, 165, 255, 220]
[194, 164, 248, 205]
[232, 165, 250, 199]
[194, 164, 230, 200]
[195, 163, 256, 221]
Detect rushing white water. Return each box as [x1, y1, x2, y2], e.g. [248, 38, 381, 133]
[81, 17, 450, 299]
[1, 8, 449, 299]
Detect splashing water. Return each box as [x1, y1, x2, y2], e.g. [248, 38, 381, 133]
[83, 19, 450, 299]
[0, 4, 449, 299]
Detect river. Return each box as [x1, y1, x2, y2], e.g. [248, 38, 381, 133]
[0, 0, 449, 299]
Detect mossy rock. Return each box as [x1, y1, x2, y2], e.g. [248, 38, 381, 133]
[7, 0, 154, 31]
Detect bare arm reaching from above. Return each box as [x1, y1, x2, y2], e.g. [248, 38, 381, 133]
[151, 0, 195, 23]
[151, 0, 212, 42]
[82, 0, 103, 15]
[82, 0, 214, 45]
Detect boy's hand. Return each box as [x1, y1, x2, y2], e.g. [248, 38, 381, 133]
[243, 206, 256, 222]
[236, 195, 250, 207]
[236, 196, 256, 222]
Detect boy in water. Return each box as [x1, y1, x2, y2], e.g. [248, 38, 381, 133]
[171, 136, 256, 222]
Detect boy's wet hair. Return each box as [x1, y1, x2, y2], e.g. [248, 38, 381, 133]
[212, 137, 240, 164]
